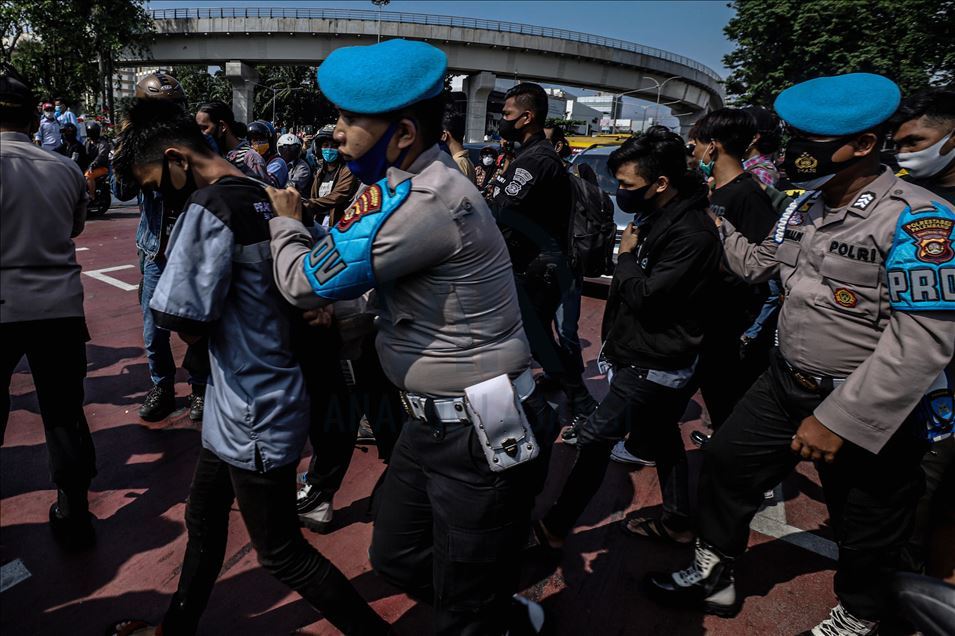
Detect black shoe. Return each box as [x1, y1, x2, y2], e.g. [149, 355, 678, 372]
[645, 540, 739, 617]
[690, 430, 710, 448]
[188, 388, 205, 423]
[534, 372, 560, 392]
[49, 493, 95, 551]
[297, 482, 334, 533]
[139, 383, 176, 422]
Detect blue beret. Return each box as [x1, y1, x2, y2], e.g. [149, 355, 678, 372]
[774, 73, 901, 136]
[317, 39, 447, 114]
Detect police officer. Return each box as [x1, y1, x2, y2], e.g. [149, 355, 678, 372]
[492, 82, 598, 420]
[265, 39, 556, 635]
[646, 73, 955, 636]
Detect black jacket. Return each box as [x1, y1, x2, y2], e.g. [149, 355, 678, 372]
[602, 186, 722, 370]
[491, 132, 572, 271]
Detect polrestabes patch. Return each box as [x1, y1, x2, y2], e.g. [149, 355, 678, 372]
[338, 185, 383, 232]
[833, 288, 858, 308]
[504, 167, 534, 196]
[902, 216, 955, 264]
[852, 191, 876, 211]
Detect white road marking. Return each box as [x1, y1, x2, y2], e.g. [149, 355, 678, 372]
[1, 559, 31, 593]
[751, 483, 838, 560]
[75, 247, 89, 252]
[83, 265, 138, 291]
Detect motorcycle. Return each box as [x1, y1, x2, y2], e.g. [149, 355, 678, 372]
[88, 171, 111, 217]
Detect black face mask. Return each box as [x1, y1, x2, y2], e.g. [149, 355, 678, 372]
[616, 183, 657, 218]
[159, 156, 198, 214]
[499, 113, 526, 142]
[782, 136, 865, 189]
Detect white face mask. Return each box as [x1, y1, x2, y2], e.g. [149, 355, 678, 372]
[897, 132, 954, 179]
[481, 155, 494, 166]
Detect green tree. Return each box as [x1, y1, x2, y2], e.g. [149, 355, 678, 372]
[171, 65, 233, 113]
[2, 0, 154, 116]
[723, 0, 955, 105]
[251, 65, 336, 129]
[545, 118, 586, 133]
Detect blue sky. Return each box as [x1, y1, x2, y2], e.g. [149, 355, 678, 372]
[147, 1, 737, 126]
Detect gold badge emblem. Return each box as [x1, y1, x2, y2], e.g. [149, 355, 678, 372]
[902, 217, 954, 264]
[833, 288, 858, 308]
[794, 152, 818, 174]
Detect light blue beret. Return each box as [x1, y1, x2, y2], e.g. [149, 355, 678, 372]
[774, 73, 901, 136]
[317, 39, 447, 114]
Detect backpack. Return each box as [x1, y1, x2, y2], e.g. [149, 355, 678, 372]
[567, 174, 617, 277]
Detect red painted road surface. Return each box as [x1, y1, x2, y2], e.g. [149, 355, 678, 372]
[2, 206, 840, 635]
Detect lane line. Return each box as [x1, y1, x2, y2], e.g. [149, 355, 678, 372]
[1, 559, 31, 593]
[83, 265, 138, 291]
[751, 483, 838, 560]
[76, 247, 89, 252]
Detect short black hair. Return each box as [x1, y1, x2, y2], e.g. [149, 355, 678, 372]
[890, 86, 955, 131]
[197, 100, 242, 135]
[442, 108, 466, 143]
[504, 82, 548, 125]
[113, 98, 213, 185]
[0, 62, 35, 128]
[607, 125, 690, 187]
[741, 105, 781, 154]
[389, 92, 446, 148]
[689, 108, 757, 159]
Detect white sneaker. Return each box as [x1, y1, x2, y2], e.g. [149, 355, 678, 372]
[297, 484, 333, 533]
[806, 603, 878, 636]
[610, 440, 657, 466]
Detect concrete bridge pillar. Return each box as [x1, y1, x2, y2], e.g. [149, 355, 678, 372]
[225, 61, 258, 125]
[676, 110, 705, 138]
[462, 71, 496, 143]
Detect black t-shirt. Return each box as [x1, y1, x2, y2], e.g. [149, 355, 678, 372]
[709, 171, 778, 320]
[905, 175, 955, 205]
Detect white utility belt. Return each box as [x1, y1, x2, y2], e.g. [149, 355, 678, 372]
[402, 368, 536, 424]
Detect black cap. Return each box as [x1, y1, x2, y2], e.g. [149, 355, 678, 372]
[0, 62, 34, 114]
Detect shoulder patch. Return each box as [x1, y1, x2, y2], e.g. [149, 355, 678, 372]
[338, 184, 383, 232]
[303, 178, 412, 301]
[886, 202, 955, 311]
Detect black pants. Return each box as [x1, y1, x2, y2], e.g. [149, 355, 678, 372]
[697, 304, 773, 431]
[900, 435, 955, 574]
[369, 390, 557, 635]
[543, 365, 695, 537]
[516, 255, 594, 414]
[306, 335, 405, 496]
[162, 447, 386, 635]
[699, 349, 926, 621]
[1, 318, 96, 511]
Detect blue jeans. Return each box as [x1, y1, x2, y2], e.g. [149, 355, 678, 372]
[554, 271, 585, 366]
[141, 256, 206, 387]
[743, 278, 781, 340]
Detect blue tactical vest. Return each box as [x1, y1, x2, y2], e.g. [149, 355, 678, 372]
[303, 176, 412, 301]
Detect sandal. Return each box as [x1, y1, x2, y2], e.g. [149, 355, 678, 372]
[621, 516, 694, 545]
[106, 620, 158, 636]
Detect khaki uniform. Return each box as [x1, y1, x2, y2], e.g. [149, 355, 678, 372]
[269, 144, 531, 397]
[721, 168, 955, 453]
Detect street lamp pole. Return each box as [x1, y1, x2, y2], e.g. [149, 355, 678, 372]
[610, 79, 682, 134]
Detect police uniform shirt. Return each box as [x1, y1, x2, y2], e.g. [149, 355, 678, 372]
[149, 177, 309, 471]
[269, 144, 532, 397]
[491, 131, 572, 270]
[720, 168, 955, 453]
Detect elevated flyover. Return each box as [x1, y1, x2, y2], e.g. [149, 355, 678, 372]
[128, 7, 724, 138]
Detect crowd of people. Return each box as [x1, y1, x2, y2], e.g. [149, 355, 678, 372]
[1, 33, 954, 636]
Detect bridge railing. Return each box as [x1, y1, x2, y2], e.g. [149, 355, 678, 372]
[149, 7, 723, 83]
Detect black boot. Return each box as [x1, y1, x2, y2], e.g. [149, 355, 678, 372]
[188, 385, 205, 423]
[645, 539, 739, 617]
[49, 489, 95, 551]
[139, 383, 176, 422]
[296, 564, 390, 635]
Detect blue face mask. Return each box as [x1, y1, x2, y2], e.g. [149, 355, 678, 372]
[698, 143, 715, 178]
[54, 105, 62, 115]
[346, 122, 410, 185]
[321, 147, 339, 163]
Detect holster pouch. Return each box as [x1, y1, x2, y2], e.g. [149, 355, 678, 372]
[464, 373, 539, 473]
